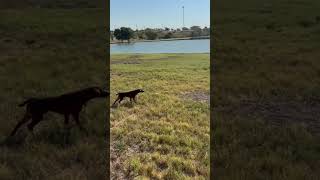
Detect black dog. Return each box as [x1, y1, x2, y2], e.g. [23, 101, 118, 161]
[10, 87, 109, 136]
[112, 89, 144, 106]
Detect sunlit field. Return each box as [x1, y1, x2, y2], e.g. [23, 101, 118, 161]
[110, 54, 210, 179]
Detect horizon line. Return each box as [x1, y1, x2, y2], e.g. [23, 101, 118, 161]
[110, 25, 211, 31]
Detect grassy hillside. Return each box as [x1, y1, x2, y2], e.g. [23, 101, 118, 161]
[0, 8, 107, 179]
[110, 54, 210, 179]
[212, 0, 320, 179]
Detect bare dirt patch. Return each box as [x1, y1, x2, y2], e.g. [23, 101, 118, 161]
[110, 142, 126, 180]
[110, 141, 141, 180]
[111, 55, 142, 65]
[110, 72, 138, 78]
[145, 57, 178, 61]
[216, 99, 320, 134]
[181, 91, 210, 104]
[111, 55, 179, 65]
[111, 61, 141, 65]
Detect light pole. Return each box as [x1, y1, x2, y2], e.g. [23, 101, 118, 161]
[182, 6, 185, 28]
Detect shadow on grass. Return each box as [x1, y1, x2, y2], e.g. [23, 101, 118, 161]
[0, 133, 27, 148]
[111, 101, 135, 109]
[0, 126, 86, 149]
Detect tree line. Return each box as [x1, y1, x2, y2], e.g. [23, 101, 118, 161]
[111, 26, 210, 42]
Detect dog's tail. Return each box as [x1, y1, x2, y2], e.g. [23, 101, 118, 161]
[18, 98, 35, 107]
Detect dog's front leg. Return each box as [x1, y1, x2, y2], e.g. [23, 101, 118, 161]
[118, 97, 124, 104]
[64, 114, 73, 130]
[112, 97, 120, 106]
[64, 113, 71, 144]
[64, 114, 70, 125]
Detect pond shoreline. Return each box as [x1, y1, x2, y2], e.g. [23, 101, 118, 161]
[110, 36, 210, 44]
[111, 39, 210, 54]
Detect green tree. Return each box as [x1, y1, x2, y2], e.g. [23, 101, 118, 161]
[190, 26, 201, 31]
[163, 32, 173, 39]
[145, 29, 158, 40]
[113, 27, 134, 42]
[182, 27, 189, 31]
[190, 26, 202, 37]
[136, 31, 144, 39]
[113, 29, 121, 41]
[202, 26, 210, 36]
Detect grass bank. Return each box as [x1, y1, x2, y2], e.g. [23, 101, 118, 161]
[110, 53, 210, 179]
[0, 8, 107, 179]
[212, 0, 320, 179]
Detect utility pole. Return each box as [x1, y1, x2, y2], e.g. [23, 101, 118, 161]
[182, 6, 185, 28]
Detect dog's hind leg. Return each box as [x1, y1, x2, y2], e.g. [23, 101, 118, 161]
[72, 112, 88, 135]
[27, 114, 43, 134]
[10, 112, 31, 136]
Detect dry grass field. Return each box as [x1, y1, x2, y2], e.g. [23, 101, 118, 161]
[110, 54, 210, 179]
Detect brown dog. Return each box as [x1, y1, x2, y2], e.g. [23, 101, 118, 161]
[112, 89, 144, 106]
[10, 87, 109, 136]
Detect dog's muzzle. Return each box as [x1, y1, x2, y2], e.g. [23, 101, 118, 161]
[101, 89, 110, 97]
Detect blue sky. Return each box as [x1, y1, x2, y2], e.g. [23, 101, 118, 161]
[110, 0, 210, 30]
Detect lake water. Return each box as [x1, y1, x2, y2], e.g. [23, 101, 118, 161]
[111, 39, 210, 54]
